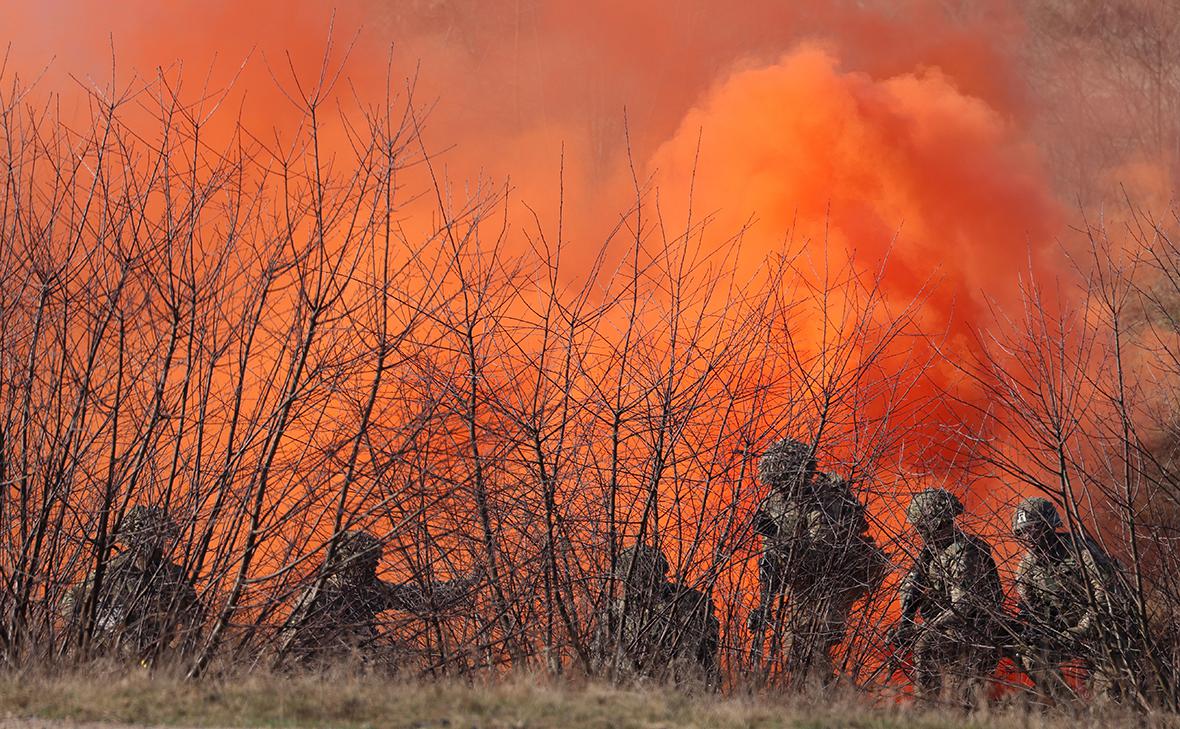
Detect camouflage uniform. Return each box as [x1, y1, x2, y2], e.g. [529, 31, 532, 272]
[1012, 497, 1140, 701]
[279, 530, 477, 668]
[61, 505, 203, 661]
[894, 489, 1002, 703]
[595, 544, 720, 687]
[750, 439, 888, 685]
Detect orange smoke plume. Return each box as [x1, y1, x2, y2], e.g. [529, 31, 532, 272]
[651, 43, 1062, 372]
[0, 0, 1068, 530]
[0, 0, 1088, 684]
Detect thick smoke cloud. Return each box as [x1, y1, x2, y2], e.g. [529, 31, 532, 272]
[0, 0, 1065, 486]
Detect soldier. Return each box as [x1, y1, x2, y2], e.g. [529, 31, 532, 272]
[595, 543, 720, 687]
[1011, 497, 1140, 702]
[890, 488, 1002, 704]
[278, 530, 479, 668]
[749, 438, 888, 686]
[61, 505, 203, 662]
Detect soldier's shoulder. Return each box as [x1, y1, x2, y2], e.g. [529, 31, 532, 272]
[292, 573, 352, 605]
[601, 595, 627, 622]
[759, 491, 791, 513]
[1015, 548, 1040, 577]
[812, 488, 852, 515]
[667, 582, 717, 614]
[74, 550, 135, 587]
[103, 550, 137, 574]
[666, 583, 719, 632]
[1071, 533, 1112, 557]
[1066, 533, 1121, 572]
[949, 531, 995, 560]
[668, 582, 713, 603]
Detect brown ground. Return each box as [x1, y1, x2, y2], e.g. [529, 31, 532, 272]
[2, 717, 200, 721]
[0, 670, 1174, 729]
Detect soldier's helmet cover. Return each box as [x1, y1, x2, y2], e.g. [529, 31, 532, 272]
[118, 505, 178, 550]
[905, 488, 964, 527]
[333, 530, 383, 568]
[758, 438, 815, 490]
[617, 543, 670, 584]
[1012, 496, 1062, 536]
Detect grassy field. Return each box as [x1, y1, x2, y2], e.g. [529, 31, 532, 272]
[0, 670, 1174, 729]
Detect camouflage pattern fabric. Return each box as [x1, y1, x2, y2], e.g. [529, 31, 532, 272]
[755, 473, 882, 588]
[280, 530, 477, 668]
[595, 544, 720, 687]
[1015, 528, 1139, 700]
[60, 506, 202, 661]
[750, 448, 887, 685]
[896, 520, 1002, 702]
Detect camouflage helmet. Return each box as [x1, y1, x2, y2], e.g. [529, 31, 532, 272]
[617, 543, 670, 579]
[1012, 497, 1062, 536]
[117, 505, 178, 550]
[332, 530, 383, 566]
[758, 438, 816, 489]
[905, 488, 964, 527]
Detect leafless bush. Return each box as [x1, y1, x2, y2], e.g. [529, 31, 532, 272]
[5, 43, 1180, 717]
[0, 47, 930, 684]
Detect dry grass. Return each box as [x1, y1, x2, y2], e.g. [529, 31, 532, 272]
[0, 671, 1174, 729]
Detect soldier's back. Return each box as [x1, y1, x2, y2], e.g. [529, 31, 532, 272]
[284, 573, 390, 659]
[812, 475, 869, 537]
[64, 552, 198, 653]
[664, 583, 719, 651]
[600, 581, 718, 680]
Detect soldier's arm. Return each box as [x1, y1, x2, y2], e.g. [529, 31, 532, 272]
[1010, 554, 1039, 641]
[1013, 553, 1033, 608]
[804, 504, 834, 546]
[275, 584, 322, 662]
[379, 572, 479, 614]
[59, 584, 82, 623]
[1070, 539, 1121, 638]
[590, 600, 623, 672]
[283, 584, 316, 629]
[59, 573, 96, 626]
[173, 576, 206, 651]
[897, 560, 928, 624]
[932, 544, 990, 630]
[752, 496, 779, 537]
[889, 562, 927, 646]
[849, 498, 870, 536]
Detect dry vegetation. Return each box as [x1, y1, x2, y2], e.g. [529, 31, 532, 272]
[0, 670, 1172, 729]
[4, 4, 1180, 726]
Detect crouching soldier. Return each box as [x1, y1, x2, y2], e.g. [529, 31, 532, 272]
[890, 489, 1002, 704]
[595, 543, 720, 687]
[278, 530, 480, 669]
[61, 505, 203, 663]
[1011, 497, 1141, 703]
[749, 438, 888, 686]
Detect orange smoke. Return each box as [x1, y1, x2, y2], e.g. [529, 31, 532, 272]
[0, 0, 1067, 522]
[0, 0, 1084, 683]
[652, 44, 1060, 312]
